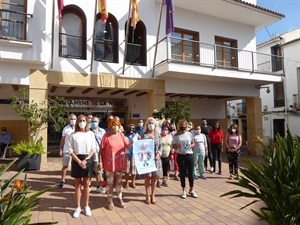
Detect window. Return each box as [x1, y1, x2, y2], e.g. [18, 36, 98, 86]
[273, 119, 285, 140]
[273, 82, 284, 107]
[59, 5, 86, 60]
[215, 36, 238, 69]
[170, 29, 199, 63]
[125, 20, 146, 66]
[94, 13, 118, 63]
[0, 0, 28, 40]
[271, 45, 283, 72]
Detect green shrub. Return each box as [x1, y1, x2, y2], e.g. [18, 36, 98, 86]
[12, 139, 46, 155]
[0, 159, 57, 224]
[221, 129, 300, 225]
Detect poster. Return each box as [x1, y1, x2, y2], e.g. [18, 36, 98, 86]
[133, 139, 157, 175]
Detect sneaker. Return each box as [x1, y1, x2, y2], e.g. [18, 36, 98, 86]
[107, 200, 114, 210]
[73, 207, 81, 218]
[161, 181, 168, 187]
[181, 191, 187, 199]
[96, 186, 106, 194]
[84, 206, 92, 217]
[189, 190, 198, 198]
[200, 175, 207, 180]
[194, 175, 199, 180]
[210, 167, 214, 172]
[117, 198, 126, 209]
[58, 180, 65, 188]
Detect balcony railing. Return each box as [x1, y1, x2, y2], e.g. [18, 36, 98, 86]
[236, 102, 246, 115]
[94, 39, 118, 63]
[293, 93, 300, 109]
[153, 36, 284, 75]
[59, 33, 86, 59]
[0, 9, 33, 40]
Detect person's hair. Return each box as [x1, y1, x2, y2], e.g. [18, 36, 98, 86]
[68, 114, 76, 120]
[144, 117, 160, 133]
[125, 123, 136, 135]
[212, 121, 221, 131]
[229, 123, 239, 135]
[75, 115, 89, 132]
[177, 119, 188, 131]
[108, 119, 121, 129]
[161, 124, 169, 134]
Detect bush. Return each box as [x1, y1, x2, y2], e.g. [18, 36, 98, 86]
[0, 159, 57, 224]
[12, 139, 46, 155]
[221, 129, 300, 225]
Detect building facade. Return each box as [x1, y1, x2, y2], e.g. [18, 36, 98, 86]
[257, 29, 300, 144]
[0, 0, 284, 165]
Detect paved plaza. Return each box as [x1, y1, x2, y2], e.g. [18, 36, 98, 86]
[1, 154, 267, 225]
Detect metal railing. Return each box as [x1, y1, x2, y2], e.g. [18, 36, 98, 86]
[94, 39, 118, 63]
[293, 93, 300, 109]
[126, 42, 146, 66]
[0, 9, 33, 40]
[153, 36, 284, 75]
[59, 33, 86, 59]
[236, 102, 246, 115]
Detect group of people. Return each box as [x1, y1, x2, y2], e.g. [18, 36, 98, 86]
[58, 114, 242, 218]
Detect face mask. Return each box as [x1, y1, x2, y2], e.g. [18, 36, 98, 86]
[78, 122, 86, 129]
[129, 128, 134, 133]
[87, 118, 92, 123]
[231, 129, 236, 133]
[111, 125, 119, 133]
[180, 126, 186, 131]
[70, 119, 76, 126]
[162, 130, 168, 135]
[91, 122, 98, 129]
[138, 123, 143, 128]
[148, 124, 155, 130]
[195, 130, 201, 135]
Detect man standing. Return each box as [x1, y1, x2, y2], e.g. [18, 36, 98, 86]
[135, 119, 144, 137]
[90, 116, 106, 193]
[201, 118, 213, 172]
[87, 114, 93, 128]
[58, 114, 76, 188]
[0, 127, 12, 157]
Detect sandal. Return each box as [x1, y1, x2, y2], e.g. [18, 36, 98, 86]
[107, 200, 114, 210]
[131, 183, 136, 188]
[145, 195, 151, 205]
[117, 198, 126, 208]
[151, 196, 156, 204]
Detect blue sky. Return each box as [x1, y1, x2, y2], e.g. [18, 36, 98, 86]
[256, 0, 300, 44]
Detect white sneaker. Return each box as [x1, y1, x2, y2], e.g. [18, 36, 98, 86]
[73, 207, 81, 218]
[84, 206, 92, 217]
[189, 190, 198, 198]
[210, 167, 214, 172]
[96, 186, 106, 194]
[181, 191, 187, 199]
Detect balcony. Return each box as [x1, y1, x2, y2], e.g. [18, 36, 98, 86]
[0, 9, 33, 41]
[236, 102, 246, 116]
[152, 36, 284, 85]
[59, 33, 86, 60]
[293, 93, 300, 109]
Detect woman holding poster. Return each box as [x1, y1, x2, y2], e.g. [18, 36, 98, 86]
[100, 118, 132, 210]
[172, 119, 197, 199]
[142, 117, 162, 204]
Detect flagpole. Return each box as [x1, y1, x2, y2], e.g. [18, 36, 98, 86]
[122, 0, 132, 75]
[152, 0, 164, 78]
[90, 0, 98, 73]
[50, 0, 55, 69]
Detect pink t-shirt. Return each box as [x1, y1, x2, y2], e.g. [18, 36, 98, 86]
[227, 134, 240, 149]
[101, 132, 129, 172]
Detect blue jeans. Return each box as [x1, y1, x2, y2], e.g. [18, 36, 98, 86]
[193, 152, 205, 176]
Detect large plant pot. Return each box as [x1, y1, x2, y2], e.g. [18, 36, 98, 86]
[18, 154, 41, 171]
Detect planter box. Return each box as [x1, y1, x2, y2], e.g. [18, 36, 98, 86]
[18, 154, 41, 171]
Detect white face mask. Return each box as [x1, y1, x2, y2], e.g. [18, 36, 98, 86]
[138, 122, 143, 128]
[231, 129, 236, 133]
[195, 130, 201, 135]
[70, 119, 76, 126]
[78, 122, 86, 129]
[111, 125, 119, 133]
[148, 124, 155, 131]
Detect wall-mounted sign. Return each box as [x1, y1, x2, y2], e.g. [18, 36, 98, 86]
[65, 99, 127, 109]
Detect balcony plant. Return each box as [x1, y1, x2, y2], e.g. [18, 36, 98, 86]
[9, 88, 66, 171]
[0, 159, 57, 224]
[221, 129, 300, 225]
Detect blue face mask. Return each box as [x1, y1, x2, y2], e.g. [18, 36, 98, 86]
[91, 122, 98, 129]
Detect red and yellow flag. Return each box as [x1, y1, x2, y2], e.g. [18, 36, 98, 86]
[98, 0, 108, 24]
[57, 0, 64, 18]
[130, 0, 140, 29]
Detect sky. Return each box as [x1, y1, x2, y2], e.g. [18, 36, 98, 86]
[256, 0, 300, 44]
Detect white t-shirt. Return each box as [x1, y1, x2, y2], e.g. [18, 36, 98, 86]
[172, 132, 194, 155]
[62, 125, 75, 153]
[68, 131, 96, 155]
[193, 133, 207, 154]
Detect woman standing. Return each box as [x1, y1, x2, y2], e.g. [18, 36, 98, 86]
[124, 124, 141, 189]
[143, 117, 162, 204]
[209, 121, 224, 174]
[68, 115, 96, 218]
[100, 118, 131, 210]
[160, 124, 173, 187]
[225, 124, 242, 179]
[172, 119, 197, 199]
[193, 125, 208, 180]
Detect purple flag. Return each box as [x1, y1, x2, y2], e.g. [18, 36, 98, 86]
[164, 0, 174, 35]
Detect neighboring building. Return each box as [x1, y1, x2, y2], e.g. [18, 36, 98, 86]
[257, 29, 300, 144]
[0, 0, 284, 165]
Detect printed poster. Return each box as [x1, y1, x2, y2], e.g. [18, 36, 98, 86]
[133, 139, 157, 175]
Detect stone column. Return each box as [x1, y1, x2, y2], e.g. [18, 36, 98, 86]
[29, 70, 49, 169]
[246, 97, 263, 155]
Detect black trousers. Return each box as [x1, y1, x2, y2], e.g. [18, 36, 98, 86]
[177, 154, 194, 188]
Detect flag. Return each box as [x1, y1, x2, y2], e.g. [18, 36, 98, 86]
[131, 0, 140, 29]
[98, 0, 108, 24]
[57, 0, 64, 18]
[164, 0, 174, 35]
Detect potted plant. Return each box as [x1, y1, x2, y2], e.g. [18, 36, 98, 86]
[9, 88, 66, 171]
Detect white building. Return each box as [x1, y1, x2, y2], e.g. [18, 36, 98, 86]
[257, 29, 300, 144]
[0, 0, 284, 164]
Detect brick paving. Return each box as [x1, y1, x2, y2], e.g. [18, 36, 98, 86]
[1, 154, 266, 225]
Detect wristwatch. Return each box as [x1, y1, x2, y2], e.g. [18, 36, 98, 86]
[85, 158, 90, 162]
